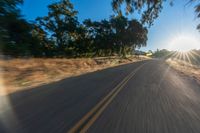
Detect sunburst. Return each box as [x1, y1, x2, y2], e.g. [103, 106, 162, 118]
[168, 34, 199, 52]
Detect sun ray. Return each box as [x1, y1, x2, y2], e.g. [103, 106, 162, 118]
[185, 52, 192, 64]
[189, 50, 200, 65]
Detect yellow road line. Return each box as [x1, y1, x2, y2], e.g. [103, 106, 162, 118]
[68, 62, 147, 133]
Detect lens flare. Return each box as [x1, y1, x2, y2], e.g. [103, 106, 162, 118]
[168, 34, 199, 52]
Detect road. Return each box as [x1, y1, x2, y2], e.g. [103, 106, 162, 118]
[0, 60, 200, 133]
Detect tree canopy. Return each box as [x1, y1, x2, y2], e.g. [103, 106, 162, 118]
[1, 0, 200, 57]
[193, 0, 200, 31]
[111, 0, 200, 30]
[36, 0, 79, 56]
[112, 0, 172, 26]
[0, 0, 36, 56]
[0, 0, 148, 57]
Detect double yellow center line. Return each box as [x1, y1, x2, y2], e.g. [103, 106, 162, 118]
[68, 62, 147, 133]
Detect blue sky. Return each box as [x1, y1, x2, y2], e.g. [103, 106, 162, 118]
[21, 0, 200, 52]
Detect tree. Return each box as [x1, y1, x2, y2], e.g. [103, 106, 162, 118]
[111, 0, 172, 26]
[153, 49, 173, 58]
[0, 0, 23, 17]
[126, 19, 148, 49]
[111, 0, 200, 31]
[0, 0, 148, 57]
[72, 24, 95, 57]
[36, 0, 79, 56]
[110, 15, 148, 56]
[0, 0, 23, 54]
[0, 0, 38, 56]
[3, 18, 33, 56]
[110, 15, 128, 55]
[193, 0, 200, 31]
[82, 15, 148, 57]
[83, 19, 115, 56]
[31, 24, 56, 57]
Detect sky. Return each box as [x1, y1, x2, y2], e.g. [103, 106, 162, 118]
[20, 0, 200, 52]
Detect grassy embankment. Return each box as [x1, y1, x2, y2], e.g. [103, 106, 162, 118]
[0, 56, 150, 95]
[166, 58, 200, 83]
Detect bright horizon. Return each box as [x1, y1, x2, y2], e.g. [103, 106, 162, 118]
[167, 33, 200, 52]
[21, 0, 200, 52]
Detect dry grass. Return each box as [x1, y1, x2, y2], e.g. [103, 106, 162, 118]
[0, 56, 149, 95]
[166, 58, 200, 83]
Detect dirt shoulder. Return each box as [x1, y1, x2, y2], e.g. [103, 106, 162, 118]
[0, 56, 150, 95]
[166, 58, 200, 84]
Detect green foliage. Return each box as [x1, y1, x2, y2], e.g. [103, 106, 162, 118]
[36, 0, 79, 56]
[31, 25, 55, 57]
[0, 0, 23, 16]
[110, 15, 148, 56]
[33, 0, 148, 57]
[153, 49, 173, 58]
[111, 0, 200, 31]
[82, 15, 148, 57]
[193, 0, 200, 31]
[0, 0, 148, 57]
[112, 0, 173, 26]
[0, 0, 44, 57]
[2, 0, 200, 58]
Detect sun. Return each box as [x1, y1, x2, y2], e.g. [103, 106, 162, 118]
[168, 34, 199, 52]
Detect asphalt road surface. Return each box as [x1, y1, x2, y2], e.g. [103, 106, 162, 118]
[0, 60, 200, 133]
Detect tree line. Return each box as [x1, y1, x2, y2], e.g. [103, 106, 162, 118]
[0, 0, 148, 57]
[1, 0, 199, 57]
